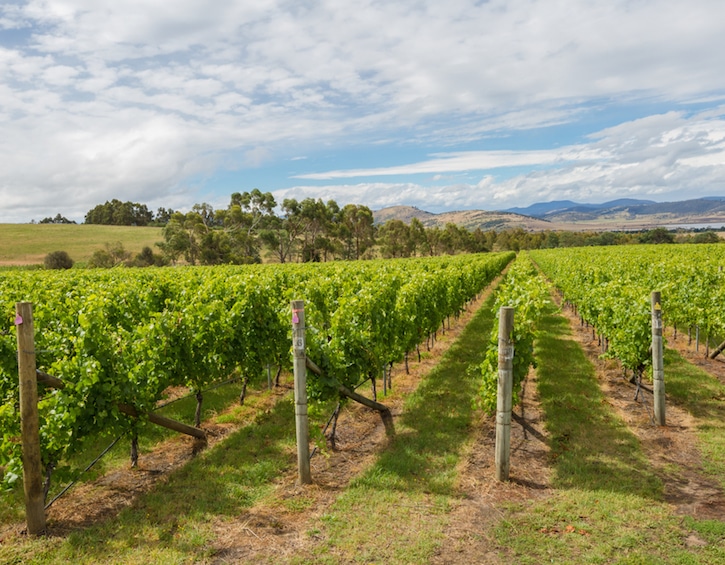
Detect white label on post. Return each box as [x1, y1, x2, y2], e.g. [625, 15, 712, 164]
[501, 345, 514, 361]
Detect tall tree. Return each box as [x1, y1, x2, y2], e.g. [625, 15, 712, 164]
[157, 212, 204, 265]
[260, 198, 307, 263]
[338, 204, 375, 260]
[378, 219, 414, 258]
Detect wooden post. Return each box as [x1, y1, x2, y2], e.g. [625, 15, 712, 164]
[15, 302, 46, 535]
[495, 307, 514, 482]
[291, 300, 311, 485]
[708, 339, 725, 360]
[696, 326, 700, 352]
[651, 292, 666, 426]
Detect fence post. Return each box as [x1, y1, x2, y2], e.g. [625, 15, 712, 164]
[495, 307, 514, 481]
[291, 300, 311, 485]
[651, 292, 666, 426]
[15, 302, 46, 534]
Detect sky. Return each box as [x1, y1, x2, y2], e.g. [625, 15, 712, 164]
[2, 0, 725, 223]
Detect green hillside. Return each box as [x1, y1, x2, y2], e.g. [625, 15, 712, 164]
[0, 224, 163, 266]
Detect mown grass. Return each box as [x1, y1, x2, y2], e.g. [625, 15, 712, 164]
[0, 376, 277, 540]
[299, 292, 499, 564]
[494, 303, 725, 564]
[0, 392, 297, 564]
[0, 223, 162, 266]
[660, 348, 725, 489]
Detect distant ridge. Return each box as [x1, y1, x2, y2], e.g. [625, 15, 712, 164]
[504, 200, 580, 216]
[373, 197, 725, 232]
[505, 198, 655, 217]
[371, 205, 435, 224]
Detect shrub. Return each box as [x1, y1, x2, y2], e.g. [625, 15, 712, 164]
[44, 250, 74, 270]
[130, 246, 167, 267]
[88, 242, 131, 268]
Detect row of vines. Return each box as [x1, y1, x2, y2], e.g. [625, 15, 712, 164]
[478, 253, 550, 413]
[0, 252, 514, 492]
[530, 244, 725, 374]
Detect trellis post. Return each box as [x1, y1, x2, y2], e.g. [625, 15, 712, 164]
[651, 292, 666, 426]
[495, 307, 514, 481]
[15, 302, 46, 534]
[291, 300, 311, 484]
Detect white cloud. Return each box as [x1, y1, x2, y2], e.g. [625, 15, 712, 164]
[276, 108, 725, 212]
[2, 1, 725, 221]
[294, 146, 609, 180]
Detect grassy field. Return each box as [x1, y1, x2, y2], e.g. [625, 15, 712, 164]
[0, 224, 163, 266]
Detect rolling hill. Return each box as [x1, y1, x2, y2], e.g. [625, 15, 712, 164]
[373, 197, 725, 232]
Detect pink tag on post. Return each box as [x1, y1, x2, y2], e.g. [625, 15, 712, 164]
[14, 315, 23, 326]
[292, 313, 299, 324]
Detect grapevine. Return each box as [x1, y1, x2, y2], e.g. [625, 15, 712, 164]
[1, 252, 514, 492]
[479, 253, 550, 414]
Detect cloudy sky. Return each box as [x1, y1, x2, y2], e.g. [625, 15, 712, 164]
[2, 0, 725, 222]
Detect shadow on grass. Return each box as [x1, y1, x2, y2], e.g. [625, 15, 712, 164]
[662, 348, 725, 419]
[535, 305, 662, 499]
[49, 397, 296, 563]
[66, 379, 246, 473]
[662, 348, 725, 482]
[351, 296, 498, 496]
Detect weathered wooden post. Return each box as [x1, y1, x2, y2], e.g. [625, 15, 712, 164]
[495, 307, 514, 481]
[291, 300, 311, 484]
[696, 326, 700, 352]
[651, 292, 666, 426]
[15, 302, 46, 534]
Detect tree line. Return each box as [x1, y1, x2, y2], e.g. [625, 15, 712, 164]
[84, 199, 175, 227]
[74, 193, 722, 267]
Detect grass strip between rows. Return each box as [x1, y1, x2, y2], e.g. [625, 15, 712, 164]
[1, 392, 297, 564]
[661, 348, 725, 489]
[495, 301, 725, 565]
[301, 291, 499, 564]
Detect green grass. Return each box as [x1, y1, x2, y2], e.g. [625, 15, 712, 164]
[301, 292, 500, 564]
[0, 394, 297, 564]
[0, 377, 270, 530]
[0, 223, 163, 266]
[660, 348, 725, 488]
[536, 310, 662, 497]
[493, 302, 725, 564]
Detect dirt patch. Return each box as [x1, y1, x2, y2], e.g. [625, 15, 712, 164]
[557, 299, 725, 521]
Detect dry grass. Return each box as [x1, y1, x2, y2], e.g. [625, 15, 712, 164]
[0, 223, 162, 266]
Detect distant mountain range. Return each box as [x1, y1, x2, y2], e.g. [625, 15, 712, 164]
[372, 197, 725, 232]
[504, 198, 656, 218]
